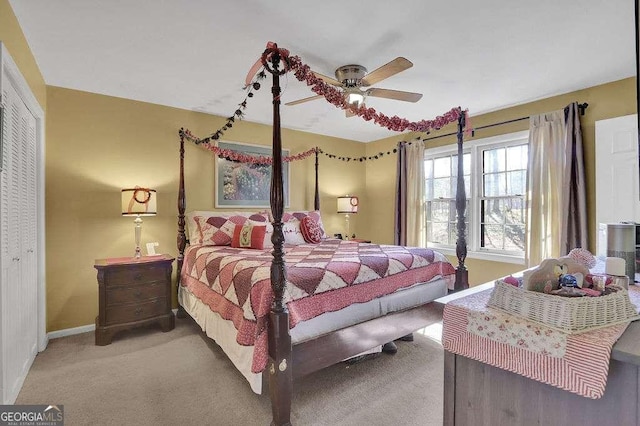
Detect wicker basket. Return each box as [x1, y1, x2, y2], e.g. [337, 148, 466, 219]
[487, 280, 640, 334]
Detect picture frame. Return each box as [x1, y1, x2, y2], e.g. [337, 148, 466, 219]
[215, 141, 289, 208]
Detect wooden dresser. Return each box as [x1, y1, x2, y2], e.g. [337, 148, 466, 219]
[436, 281, 640, 426]
[94, 254, 175, 345]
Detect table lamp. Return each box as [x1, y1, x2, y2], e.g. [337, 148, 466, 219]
[337, 195, 358, 240]
[121, 187, 157, 258]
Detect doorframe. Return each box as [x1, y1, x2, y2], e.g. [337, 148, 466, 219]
[0, 42, 47, 353]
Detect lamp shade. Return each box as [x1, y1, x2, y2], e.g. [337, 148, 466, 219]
[337, 195, 358, 214]
[121, 187, 157, 216]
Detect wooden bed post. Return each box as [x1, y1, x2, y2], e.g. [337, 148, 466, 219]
[454, 112, 469, 291]
[265, 45, 293, 426]
[176, 129, 188, 318]
[314, 148, 320, 211]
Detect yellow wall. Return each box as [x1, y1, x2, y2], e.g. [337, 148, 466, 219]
[363, 77, 638, 286]
[45, 86, 365, 331]
[0, 0, 46, 110]
[41, 78, 640, 329]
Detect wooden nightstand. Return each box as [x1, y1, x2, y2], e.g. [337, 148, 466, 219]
[94, 254, 175, 345]
[350, 238, 371, 243]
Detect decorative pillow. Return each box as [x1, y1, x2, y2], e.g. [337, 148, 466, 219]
[185, 210, 223, 244]
[281, 210, 327, 238]
[231, 223, 268, 249]
[193, 212, 269, 246]
[300, 216, 323, 244]
[282, 218, 307, 245]
[257, 219, 274, 249]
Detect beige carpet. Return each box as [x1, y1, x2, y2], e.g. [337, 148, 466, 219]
[16, 318, 444, 426]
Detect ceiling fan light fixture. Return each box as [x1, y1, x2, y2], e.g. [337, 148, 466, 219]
[347, 92, 365, 107]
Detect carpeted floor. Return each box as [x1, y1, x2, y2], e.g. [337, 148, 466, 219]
[16, 318, 444, 426]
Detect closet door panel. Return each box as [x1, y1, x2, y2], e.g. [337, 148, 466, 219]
[0, 81, 38, 401]
[20, 107, 37, 361]
[1, 82, 23, 400]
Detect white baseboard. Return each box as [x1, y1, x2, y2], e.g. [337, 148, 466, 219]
[47, 309, 180, 340]
[48, 324, 95, 340]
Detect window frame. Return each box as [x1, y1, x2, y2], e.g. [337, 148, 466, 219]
[424, 130, 529, 265]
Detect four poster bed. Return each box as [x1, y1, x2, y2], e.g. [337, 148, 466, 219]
[176, 44, 469, 426]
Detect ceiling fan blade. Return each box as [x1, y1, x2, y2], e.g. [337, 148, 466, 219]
[285, 94, 324, 106]
[361, 57, 413, 87]
[367, 88, 423, 103]
[312, 71, 342, 86]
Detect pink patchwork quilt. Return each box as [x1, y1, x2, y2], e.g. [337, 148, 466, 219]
[180, 239, 455, 373]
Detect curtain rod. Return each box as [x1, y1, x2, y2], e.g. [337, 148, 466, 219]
[421, 102, 589, 142]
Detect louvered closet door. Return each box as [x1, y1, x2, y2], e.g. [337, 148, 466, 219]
[0, 79, 38, 403]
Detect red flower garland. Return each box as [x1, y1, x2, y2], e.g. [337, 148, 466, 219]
[179, 42, 467, 165]
[287, 54, 464, 133]
[182, 129, 316, 165]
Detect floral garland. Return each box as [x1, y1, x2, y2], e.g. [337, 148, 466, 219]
[286, 54, 464, 133]
[193, 42, 463, 145]
[182, 127, 417, 164]
[179, 42, 467, 164]
[182, 129, 316, 164]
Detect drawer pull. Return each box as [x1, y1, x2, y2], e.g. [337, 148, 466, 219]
[134, 308, 143, 316]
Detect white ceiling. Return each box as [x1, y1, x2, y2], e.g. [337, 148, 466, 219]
[9, 0, 637, 142]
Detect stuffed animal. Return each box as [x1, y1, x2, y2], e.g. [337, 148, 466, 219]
[523, 257, 590, 293]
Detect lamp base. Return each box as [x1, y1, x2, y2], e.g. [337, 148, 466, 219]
[344, 214, 350, 240]
[134, 215, 143, 259]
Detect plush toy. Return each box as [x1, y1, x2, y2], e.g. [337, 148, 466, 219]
[503, 275, 520, 287]
[523, 257, 590, 293]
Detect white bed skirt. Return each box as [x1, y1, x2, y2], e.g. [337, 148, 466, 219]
[179, 277, 447, 394]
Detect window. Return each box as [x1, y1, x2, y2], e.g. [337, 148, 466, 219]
[424, 154, 470, 246]
[424, 131, 529, 262]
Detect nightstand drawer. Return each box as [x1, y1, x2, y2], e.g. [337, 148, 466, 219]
[106, 265, 166, 286]
[106, 282, 165, 306]
[105, 298, 167, 325]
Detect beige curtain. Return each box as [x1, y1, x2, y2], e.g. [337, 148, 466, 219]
[405, 141, 426, 247]
[526, 110, 566, 266]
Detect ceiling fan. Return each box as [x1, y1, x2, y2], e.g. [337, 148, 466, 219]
[285, 57, 423, 117]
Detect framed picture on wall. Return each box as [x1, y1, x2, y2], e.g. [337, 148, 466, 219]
[215, 141, 290, 208]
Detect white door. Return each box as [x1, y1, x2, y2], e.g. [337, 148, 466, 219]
[594, 114, 640, 255]
[0, 78, 39, 404]
[0, 42, 44, 404]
